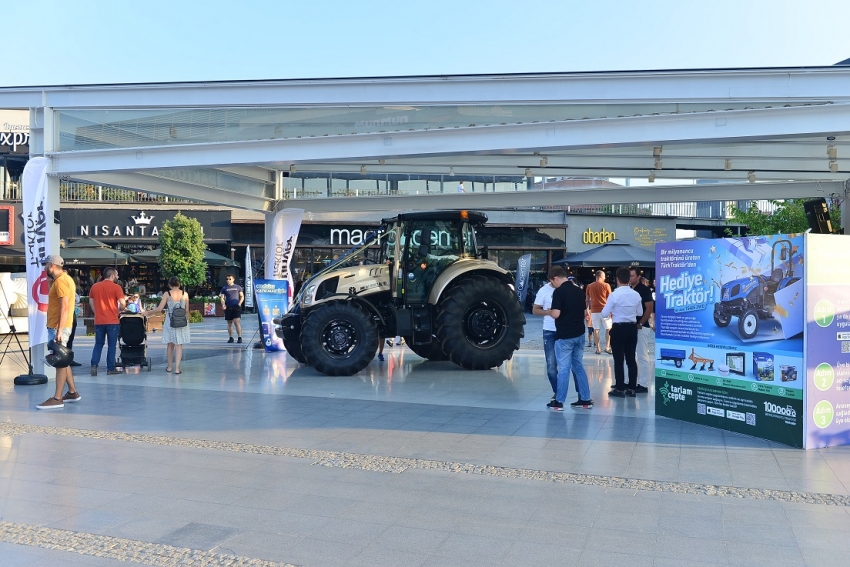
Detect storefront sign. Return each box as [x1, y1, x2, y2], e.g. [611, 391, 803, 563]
[60, 209, 231, 242]
[0, 110, 29, 154]
[582, 228, 616, 244]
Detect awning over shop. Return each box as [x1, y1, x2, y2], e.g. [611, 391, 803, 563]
[554, 240, 656, 268]
[131, 249, 240, 267]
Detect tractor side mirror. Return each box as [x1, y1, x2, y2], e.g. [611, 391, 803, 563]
[780, 249, 788, 261]
[480, 245, 489, 260]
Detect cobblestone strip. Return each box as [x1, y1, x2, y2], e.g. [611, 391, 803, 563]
[0, 520, 296, 567]
[2, 421, 848, 507]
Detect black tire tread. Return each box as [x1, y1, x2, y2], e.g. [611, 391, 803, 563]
[301, 300, 378, 376]
[435, 275, 525, 370]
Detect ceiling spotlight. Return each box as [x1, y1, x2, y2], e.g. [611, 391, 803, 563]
[830, 161, 839, 173]
[449, 167, 455, 176]
[654, 158, 663, 169]
[747, 171, 756, 183]
[540, 157, 548, 167]
[724, 158, 732, 171]
[360, 165, 367, 175]
[524, 168, 532, 178]
[648, 171, 656, 183]
[827, 136, 836, 141]
[653, 146, 662, 157]
[289, 164, 296, 174]
[828, 145, 838, 160]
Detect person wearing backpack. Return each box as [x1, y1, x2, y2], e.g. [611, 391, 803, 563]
[143, 277, 191, 374]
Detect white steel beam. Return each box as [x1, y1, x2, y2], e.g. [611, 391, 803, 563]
[285, 181, 843, 213]
[68, 172, 274, 212]
[5, 67, 850, 109]
[48, 104, 850, 175]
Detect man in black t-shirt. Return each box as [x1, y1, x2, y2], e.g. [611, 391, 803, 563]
[219, 275, 245, 343]
[629, 268, 655, 394]
[549, 277, 593, 409]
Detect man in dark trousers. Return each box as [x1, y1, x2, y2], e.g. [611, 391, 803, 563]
[220, 274, 245, 343]
[602, 267, 643, 397]
[548, 275, 592, 409]
[629, 268, 655, 394]
[88, 267, 127, 376]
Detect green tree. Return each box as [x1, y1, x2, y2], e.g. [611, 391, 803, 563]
[727, 198, 842, 236]
[158, 212, 207, 287]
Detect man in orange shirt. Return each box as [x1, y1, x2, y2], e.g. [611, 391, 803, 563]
[88, 267, 127, 376]
[37, 256, 81, 409]
[585, 270, 612, 354]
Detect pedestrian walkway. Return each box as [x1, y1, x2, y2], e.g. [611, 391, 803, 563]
[0, 317, 849, 566]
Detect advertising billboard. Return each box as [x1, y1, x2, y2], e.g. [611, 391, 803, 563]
[655, 235, 805, 447]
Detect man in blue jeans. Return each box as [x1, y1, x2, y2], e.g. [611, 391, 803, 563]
[88, 268, 126, 376]
[533, 267, 569, 399]
[549, 274, 593, 409]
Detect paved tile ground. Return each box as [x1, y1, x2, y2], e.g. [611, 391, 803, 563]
[1, 315, 850, 566]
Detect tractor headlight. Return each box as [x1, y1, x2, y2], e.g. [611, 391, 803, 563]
[302, 285, 317, 306]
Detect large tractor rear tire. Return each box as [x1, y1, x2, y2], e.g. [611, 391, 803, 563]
[301, 300, 378, 376]
[435, 275, 525, 370]
[404, 336, 449, 361]
[283, 337, 308, 364]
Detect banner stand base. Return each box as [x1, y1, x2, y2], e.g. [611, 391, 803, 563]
[15, 373, 48, 385]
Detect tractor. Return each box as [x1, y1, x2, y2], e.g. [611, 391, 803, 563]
[276, 210, 525, 376]
[713, 239, 800, 340]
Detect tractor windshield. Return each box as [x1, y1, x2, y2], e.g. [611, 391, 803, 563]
[292, 227, 387, 306]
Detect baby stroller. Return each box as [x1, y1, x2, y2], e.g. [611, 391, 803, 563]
[118, 312, 152, 371]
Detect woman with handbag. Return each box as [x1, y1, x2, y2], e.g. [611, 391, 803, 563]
[143, 277, 191, 374]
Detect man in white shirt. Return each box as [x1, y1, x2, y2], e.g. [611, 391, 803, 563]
[601, 267, 643, 397]
[533, 267, 568, 398]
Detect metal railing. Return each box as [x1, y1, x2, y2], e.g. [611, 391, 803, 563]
[0, 181, 198, 203]
[0, 179, 782, 220]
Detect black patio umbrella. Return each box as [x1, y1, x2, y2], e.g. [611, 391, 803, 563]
[60, 237, 132, 266]
[0, 247, 26, 265]
[60, 246, 132, 266]
[131, 249, 240, 268]
[554, 240, 656, 268]
[65, 237, 111, 249]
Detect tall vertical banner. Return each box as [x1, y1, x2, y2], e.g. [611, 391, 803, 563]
[244, 245, 254, 309]
[803, 234, 850, 449]
[515, 253, 532, 306]
[266, 208, 304, 303]
[22, 157, 55, 347]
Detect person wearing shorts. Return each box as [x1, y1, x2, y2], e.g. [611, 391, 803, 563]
[37, 255, 81, 410]
[220, 275, 245, 343]
[586, 270, 612, 354]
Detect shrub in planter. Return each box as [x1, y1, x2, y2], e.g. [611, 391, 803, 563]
[188, 310, 204, 324]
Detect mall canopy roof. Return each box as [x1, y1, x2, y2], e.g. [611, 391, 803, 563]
[2, 67, 850, 219]
[554, 240, 656, 268]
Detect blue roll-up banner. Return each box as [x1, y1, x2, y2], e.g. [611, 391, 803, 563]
[515, 253, 532, 306]
[254, 279, 289, 352]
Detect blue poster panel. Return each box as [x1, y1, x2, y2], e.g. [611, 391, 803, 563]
[655, 235, 805, 447]
[254, 279, 289, 353]
[804, 234, 850, 448]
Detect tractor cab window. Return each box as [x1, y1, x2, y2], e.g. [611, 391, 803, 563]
[462, 222, 478, 257]
[402, 220, 462, 304]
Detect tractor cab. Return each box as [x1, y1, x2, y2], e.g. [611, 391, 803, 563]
[382, 211, 483, 306]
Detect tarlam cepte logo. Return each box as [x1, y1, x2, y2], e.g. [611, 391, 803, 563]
[658, 381, 692, 405]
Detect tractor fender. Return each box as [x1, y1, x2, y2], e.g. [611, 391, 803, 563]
[427, 259, 514, 305]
